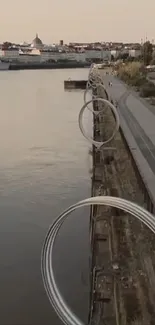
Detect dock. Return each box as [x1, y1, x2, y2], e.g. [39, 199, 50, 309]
[89, 74, 155, 324]
[64, 79, 87, 90]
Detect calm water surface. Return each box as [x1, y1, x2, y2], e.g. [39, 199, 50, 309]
[0, 69, 91, 325]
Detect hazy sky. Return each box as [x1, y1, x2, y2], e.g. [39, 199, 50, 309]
[1, 0, 155, 43]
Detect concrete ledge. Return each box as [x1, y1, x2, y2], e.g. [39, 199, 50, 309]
[118, 107, 155, 208]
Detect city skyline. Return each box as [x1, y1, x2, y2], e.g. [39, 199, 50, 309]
[1, 0, 155, 44]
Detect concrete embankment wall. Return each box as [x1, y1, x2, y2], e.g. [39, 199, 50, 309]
[9, 62, 90, 70]
[89, 87, 155, 325]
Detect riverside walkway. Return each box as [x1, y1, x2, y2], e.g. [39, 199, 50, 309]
[89, 72, 155, 325]
[102, 73, 155, 209]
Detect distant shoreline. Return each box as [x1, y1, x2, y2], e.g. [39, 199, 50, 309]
[9, 61, 91, 70]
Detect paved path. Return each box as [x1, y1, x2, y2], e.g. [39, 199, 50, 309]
[102, 74, 155, 206]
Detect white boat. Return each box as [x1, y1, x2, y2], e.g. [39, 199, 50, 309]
[0, 60, 10, 70]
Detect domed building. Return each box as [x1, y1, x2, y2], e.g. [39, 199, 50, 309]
[31, 33, 43, 49]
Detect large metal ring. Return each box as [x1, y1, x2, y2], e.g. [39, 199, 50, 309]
[41, 196, 155, 325]
[78, 98, 120, 149]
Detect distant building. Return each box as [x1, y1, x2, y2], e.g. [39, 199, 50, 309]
[0, 47, 19, 61]
[129, 49, 141, 58]
[31, 33, 43, 49]
[19, 48, 41, 63]
[85, 49, 111, 62]
[111, 50, 120, 59]
[0, 36, 112, 63]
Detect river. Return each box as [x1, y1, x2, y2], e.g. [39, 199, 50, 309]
[0, 69, 91, 325]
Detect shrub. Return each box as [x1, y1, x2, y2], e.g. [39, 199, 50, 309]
[140, 82, 155, 97]
[130, 76, 146, 87]
[117, 61, 155, 99]
[117, 62, 142, 81]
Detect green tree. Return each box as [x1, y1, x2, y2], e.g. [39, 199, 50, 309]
[142, 41, 153, 66]
[117, 53, 129, 61]
[2, 41, 12, 50]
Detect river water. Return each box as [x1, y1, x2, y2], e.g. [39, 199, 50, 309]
[0, 69, 91, 325]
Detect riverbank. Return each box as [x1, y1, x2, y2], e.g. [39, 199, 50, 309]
[9, 61, 91, 70]
[89, 84, 155, 324]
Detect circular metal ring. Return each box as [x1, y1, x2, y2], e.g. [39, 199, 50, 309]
[78, 98, 120, 149]
[41, 196, 155, 325]
[84, 82, 109, 107]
